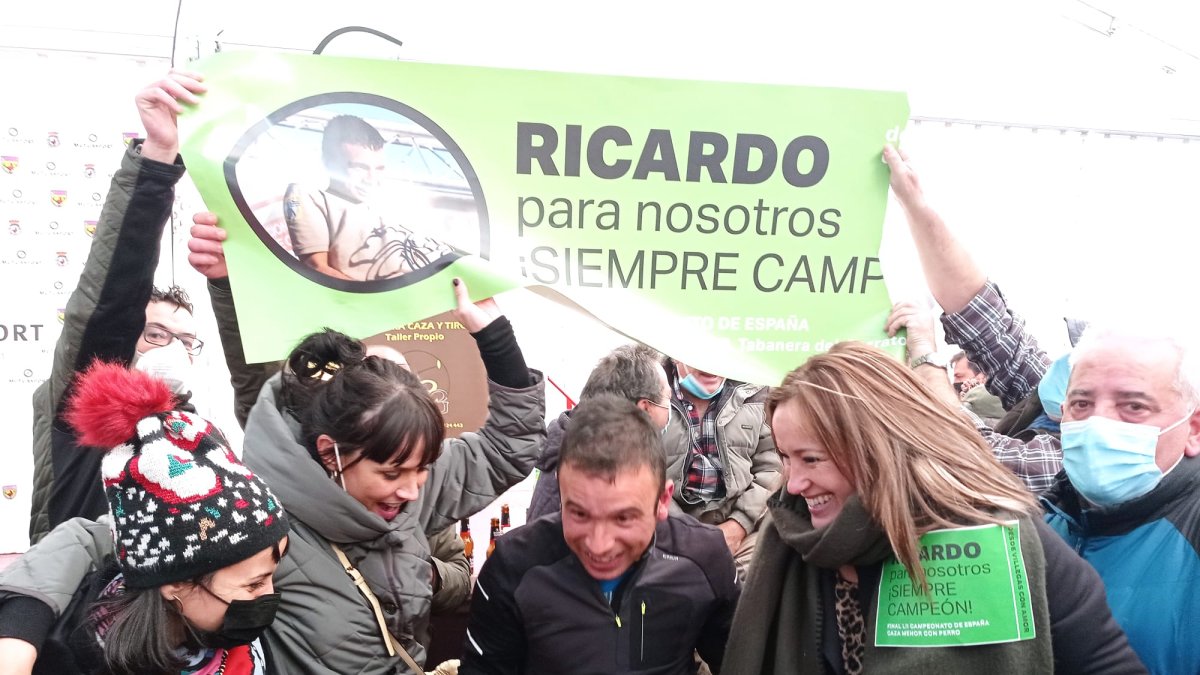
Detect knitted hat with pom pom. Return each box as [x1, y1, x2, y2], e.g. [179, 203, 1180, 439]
[65, 361, 288, 588]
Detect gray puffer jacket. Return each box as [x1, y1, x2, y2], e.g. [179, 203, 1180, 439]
[244, 371, 545, 674]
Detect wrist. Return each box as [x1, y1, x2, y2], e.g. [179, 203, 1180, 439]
[139, 140, 178, 164]
[905, 340, 935, 361]
[909, 352, 948, 370]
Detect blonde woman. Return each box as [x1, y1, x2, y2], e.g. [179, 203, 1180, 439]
[722, 342, 1145, 674]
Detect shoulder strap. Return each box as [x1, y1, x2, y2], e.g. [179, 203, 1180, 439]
[330, 544, 425, 674]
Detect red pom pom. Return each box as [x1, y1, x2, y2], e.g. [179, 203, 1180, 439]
[64, 361, 177, 449]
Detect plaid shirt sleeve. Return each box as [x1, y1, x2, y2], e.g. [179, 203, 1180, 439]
[964, 408, 1063, 494]
[940, 280, 1051, 410]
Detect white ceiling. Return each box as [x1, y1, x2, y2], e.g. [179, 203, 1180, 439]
[3, 0, 1198, 133]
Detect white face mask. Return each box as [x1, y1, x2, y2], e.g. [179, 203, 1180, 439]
[132, 339, 192, 395]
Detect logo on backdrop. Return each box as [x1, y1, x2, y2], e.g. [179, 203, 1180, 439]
[84, 163, 96, 178]
[34, 162, 70, 178]
[47, 131, 60, 147]
[84, 220, 97, 237]
[1, 156, 17, 173]
[55, 251, 68, 267]
[50, 189, 67, 207]
[73, 132, 113, 150]
[2, 485, 16, 500]
[8, 220, 18, 235]
[6, 127, 33, 145]
[123, 132, 140, 146]
[38, 280, 66, 298]
[1, 189, 35, 206]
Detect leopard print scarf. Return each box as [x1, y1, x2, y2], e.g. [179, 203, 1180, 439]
[834, 575, 864, 675]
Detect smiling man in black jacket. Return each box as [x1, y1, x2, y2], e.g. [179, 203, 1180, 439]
[462, 395, 739, 675]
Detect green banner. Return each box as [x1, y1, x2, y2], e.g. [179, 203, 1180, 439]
[180, 52, 909, 383]
[875, 522, 1036, 648]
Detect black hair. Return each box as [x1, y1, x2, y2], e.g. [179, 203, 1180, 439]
[91, 570, 213, 675]
[92, 521, 288, 674]
[296, 342, 443, 471]
[560, 394, 665, 487]
[580, 344, 665, 405]
[321, 115, 386, 169]
[149, 285, 194, 315]
[278, 329, 366, 418]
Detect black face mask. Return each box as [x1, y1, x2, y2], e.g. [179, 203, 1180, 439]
[185, 586, 281, 650]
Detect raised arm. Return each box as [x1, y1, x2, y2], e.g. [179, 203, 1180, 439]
[883, 145, 986, 313]
[884, 147, 1048, 407]
[886, 301, 959, 409]
[417, 279, 545, 533]
[187, 212, 281, 428]
[29, 72, 202, 541]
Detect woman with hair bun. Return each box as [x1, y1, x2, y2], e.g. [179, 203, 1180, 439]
[237, 277, 545, 674]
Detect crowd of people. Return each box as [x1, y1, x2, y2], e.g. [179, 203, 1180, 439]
[0, 69, 1194, 675]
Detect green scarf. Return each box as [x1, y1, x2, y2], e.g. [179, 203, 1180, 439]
[722, 491, 1054, 674]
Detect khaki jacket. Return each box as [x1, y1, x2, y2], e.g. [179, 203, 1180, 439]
[663, 382, 780, 533]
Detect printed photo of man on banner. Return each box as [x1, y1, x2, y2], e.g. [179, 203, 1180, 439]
[227, 95, 487, 291]
[181, 51, 909, 385]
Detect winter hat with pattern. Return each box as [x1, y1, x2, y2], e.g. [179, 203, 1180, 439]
[65, 361, 288, 589]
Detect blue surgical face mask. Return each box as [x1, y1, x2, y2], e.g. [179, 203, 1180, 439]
[679, 374, 724, 400]
[1061, 412, 1192, 506]
[1038, 354, 1071, 421]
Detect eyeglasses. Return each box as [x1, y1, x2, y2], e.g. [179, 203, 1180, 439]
[142, 323, 204, 356]
[643, 399, 673, 421]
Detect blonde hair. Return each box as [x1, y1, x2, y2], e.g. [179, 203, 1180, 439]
[767, 342, 1038, 588]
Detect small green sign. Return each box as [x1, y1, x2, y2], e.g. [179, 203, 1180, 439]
[875, 522, 1036, 648]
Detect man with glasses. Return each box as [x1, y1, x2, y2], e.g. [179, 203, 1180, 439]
[132, 287, 203, 395]
[29, 71, 205, 543]
[527, 344, 672, 521]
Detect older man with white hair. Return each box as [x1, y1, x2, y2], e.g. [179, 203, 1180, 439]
[1039, 323, 1200, 675]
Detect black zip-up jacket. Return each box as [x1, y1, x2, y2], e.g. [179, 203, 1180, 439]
[461, 511, 739, 675]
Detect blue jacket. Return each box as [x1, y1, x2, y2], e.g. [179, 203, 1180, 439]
[1042, 457, 1200, 675]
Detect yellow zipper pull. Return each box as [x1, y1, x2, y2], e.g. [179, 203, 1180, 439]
[615, 616, 622, 628]
[641, 601, 647, 615]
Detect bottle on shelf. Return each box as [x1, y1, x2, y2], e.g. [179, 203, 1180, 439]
[486, 517, 501, 559]
[460, 518, 474, 572]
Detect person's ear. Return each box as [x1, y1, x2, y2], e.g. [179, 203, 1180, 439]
[159, 581, 189, 604]
[636, 399, 654, 415]
[1184, 410, 1200, 458]
[656, 480, 674, 521]
[315, 434, 338, 472]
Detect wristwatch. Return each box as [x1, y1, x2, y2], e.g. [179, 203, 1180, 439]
[909, 352, 948, 370]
